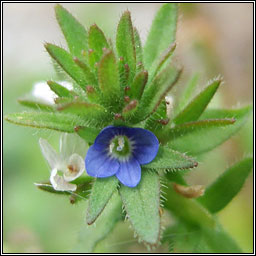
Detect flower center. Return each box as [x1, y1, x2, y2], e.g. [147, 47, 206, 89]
[109, 135, 132, 159]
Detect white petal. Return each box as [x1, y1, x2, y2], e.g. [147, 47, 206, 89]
[64, 153, 85, 182]
[60, 133, 88, 159]
[32, 81, 57, 104]
[39, 138, 61, 170]
[50, 169, 77, 191]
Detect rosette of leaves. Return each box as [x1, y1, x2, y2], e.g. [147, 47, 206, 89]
[5, 3, 252, 253]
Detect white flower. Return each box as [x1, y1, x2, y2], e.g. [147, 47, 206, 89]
[32, 81, 73, 104]
[39, 133, 87, 191]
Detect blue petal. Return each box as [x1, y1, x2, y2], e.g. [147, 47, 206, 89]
[124, 127, 159, 164]
[93, 125, 119, 150]
[116, 158, 141, 187]
[85, 145, 119, 178]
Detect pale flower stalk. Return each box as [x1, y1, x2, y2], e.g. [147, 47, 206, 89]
[38, 133, 87, 191]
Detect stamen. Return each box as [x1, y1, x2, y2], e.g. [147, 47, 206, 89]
[109, 142, 114, 153]
[116, 137, 125, 151]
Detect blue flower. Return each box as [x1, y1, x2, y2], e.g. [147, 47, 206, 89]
[85, 126, 159, 187]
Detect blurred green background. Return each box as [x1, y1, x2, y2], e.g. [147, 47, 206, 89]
[3, 3, 253, 253]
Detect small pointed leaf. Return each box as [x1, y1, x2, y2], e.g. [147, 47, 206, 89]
[74, 126, 100, 144]
[128, 70, 148, 100]
[173, 79, 221, 125]
[47, 80, 73, 98]
[119, 171, 160, 245]
[18, 99, 54, 112]
[133, 27, 143, 70]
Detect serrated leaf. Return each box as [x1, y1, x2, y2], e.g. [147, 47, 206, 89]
[129, 64, 181, 124]
[88, 24, 109, 65]
[144, 146, 197, 170]
[47, 80, 73, 98]
[86, 176, 119, 225]
[163, 184, 215, 228]
[164, 118, 237, 155]
[55, 4, 88, 59]
[197, 157, 253, 213]
[98, 50, 121, 110]
[18, 99, 54, 112]
[116, 11, 136, 83]
[4, 112, 97, 132]
[74, 192, 122, 253]
[45, 44, 88, 90]
[74, 126, 100, 144]
[176, 73, 200, 113]
[173, 79, 221, 125]
[119, 171, 160, 244]
[144, 3, 178, 69]
[128, 70, 148, 100]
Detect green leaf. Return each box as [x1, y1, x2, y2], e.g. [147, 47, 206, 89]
[57, 100, 111, 123]
[177, 73, 200, 113]
[116, 11, 136, 82]
[35, 176, 93, 204]
[128, 70, 148, 100]
[144, 3, 178, 69]
[73, 57, 98, 86]
[86, 176, 119, 225]
[74, 192, 122, 253]
[149, 42, 176, 81]
[173, 78, 221, 125]
[119, 170, 160, 244]
[144, 146, 198, 170]
[55, 4, 88, 59]
[163, 183, 215, 228]
[165, 171, 187, 185]
[88, 24, 109, 65]
[98, 50, 121, 110]
[74, 126, 100, 144]
[129, 64, 181, 123]
[45, 43, 88, 90]
[198, 157, 253, 213]
[18, 99, 54, 112]
[165, 118, 237, 155]
[133, 27, 143, 70]
[4, 111, 96, 132]
[163, 221, 242, 253]
[47, 80, 73, 98]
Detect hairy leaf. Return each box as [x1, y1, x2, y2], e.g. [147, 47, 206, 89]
[88, 24, 109, 65]
[4, 112, 96, 132]
[165, 118, 237, 155]
[128, 70, 148, 100]
[133, 27, 143, 70]
[98, 50, 121, 110]
[45, 44, 88, 90]
[129, 64, 181, 123]
[116, 11, 136, 83]
[144, 146, 197, 170]
[173, 79, 221, 125]
[18, 99, 54, 112]
[119, 171, 160, 244]
[86, 176, 119, 225]
[47, 80, 73, 98]
[198, 157, 253, 213]
[55, 4, 88, 59]
[144, 3, 178, 69]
